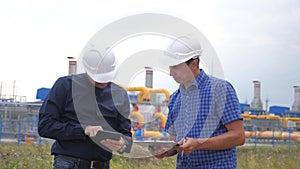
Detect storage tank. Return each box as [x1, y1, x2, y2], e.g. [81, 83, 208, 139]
[250, 81, 263, 110]
[292, 86, 300, 112]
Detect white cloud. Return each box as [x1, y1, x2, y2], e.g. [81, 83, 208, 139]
[0, 0, 299, 108]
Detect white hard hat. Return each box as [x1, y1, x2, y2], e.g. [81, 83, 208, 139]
[82, 49, 117, 83]
[164, 36, 202, 66]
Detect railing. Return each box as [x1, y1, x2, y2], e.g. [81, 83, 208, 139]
[0, 119, 42, 145]
[0, 102, 42, 145]
[1, 101, 299, 147]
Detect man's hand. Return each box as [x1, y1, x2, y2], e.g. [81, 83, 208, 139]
[176, 137, 207, 154]
[84, 126, 103, 137]
[100, 137, 126, 152]
[148, 145, 177, 159]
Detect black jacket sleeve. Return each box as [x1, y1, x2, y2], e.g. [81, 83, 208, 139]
[38, 77, 86, 141]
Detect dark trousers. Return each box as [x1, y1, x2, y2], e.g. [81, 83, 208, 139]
[53, 155, 110, 169]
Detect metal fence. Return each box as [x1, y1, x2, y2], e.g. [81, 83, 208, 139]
[0, 102, 42, 145]
[1, 101, 299, 147]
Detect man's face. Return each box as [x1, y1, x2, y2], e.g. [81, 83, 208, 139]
[87, 75, 109, 88]
[95, 82, 109, 89]
[169, 62, 195, 84]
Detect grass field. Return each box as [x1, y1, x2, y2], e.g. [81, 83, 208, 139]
[0, 143, 299, 169]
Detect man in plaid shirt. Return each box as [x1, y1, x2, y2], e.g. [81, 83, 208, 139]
[153, 36, 245, 169]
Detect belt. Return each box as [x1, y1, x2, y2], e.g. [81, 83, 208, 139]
[55, 155, 109, 169]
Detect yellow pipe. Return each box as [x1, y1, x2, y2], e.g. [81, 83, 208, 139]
[250, 131, 261, 137]
[259, 131, 282, 138]
[242, 114, 250, 118]
[131, 130, 135, 136]
[244, 131, 251, 137]
[127, 86, 150, 101]
[148, 88, 170, 102]
[257, 115, 281, 119]
[130, 110, 145, 126]
[242, 114, 251, 121]
[127, 87, 170, 102]
[284, 117, 300, 122]
[137, 92, 144, 102]
[154, 112, 167, 128]
[245, 131, 300, 142]
[127, 86, 148, 93]
[281, 132, 300, 141]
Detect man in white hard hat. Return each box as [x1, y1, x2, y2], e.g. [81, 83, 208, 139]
[151, 36, 245, 169]
[38, 49, 132, 169]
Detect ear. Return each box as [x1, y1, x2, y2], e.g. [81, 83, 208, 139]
[192, 59, 198, 69]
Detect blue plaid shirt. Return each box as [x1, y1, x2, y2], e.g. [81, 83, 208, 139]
[165, 70, 242, 169]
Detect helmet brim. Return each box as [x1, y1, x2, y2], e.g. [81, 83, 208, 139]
[86, 68, 116, 83]
[162, 50, 201, 67]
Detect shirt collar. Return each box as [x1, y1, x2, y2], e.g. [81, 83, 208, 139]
[179, 69, 207, 93]
[195, 69, 208, 88]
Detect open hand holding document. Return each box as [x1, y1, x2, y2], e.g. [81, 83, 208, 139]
[134, 140, 179, 156]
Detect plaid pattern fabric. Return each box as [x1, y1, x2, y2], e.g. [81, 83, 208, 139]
[166, 70, 242, 169]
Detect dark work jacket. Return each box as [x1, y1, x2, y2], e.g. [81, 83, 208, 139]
[38, 73, 132, 161]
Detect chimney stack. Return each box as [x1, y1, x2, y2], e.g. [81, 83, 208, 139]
[0, 81, 2, 99]
[67, 57, 77, 75]
[250, 80, 263, 110]
[145, 67, 153, 88]
[292, 86, 300, 112]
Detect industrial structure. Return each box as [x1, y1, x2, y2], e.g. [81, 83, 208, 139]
[292, 86, 300, 112]
[250, 80, 263, 111]
[0, 60, 300, 145]
[67, 56, 77, 75]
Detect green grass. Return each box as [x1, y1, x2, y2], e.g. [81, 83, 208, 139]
[111, 156, 176, 169]
[237, 145, 300, 169]
[0, 143, 52, 169]
[0, 143, 299, 169]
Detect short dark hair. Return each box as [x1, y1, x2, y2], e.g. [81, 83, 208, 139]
[185, 55, 199, 65]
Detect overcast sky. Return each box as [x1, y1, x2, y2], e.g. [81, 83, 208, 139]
[0, 0, 299, 108]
